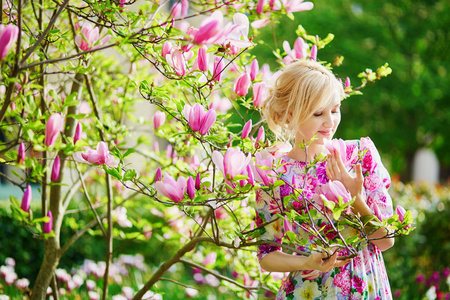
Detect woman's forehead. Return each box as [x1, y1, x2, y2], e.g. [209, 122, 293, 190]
[316, 92, 341, 111]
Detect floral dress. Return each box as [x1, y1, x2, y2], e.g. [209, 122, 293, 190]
[255, 137, 394, 300]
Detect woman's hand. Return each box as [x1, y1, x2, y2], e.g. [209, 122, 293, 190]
[305, 251, 350, 272]
[326, 149, 364, 199]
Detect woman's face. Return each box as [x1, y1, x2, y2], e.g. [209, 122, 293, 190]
[294, 94, 341, 146]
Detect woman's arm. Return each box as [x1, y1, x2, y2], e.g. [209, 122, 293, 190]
[326, 149, 395, 252]
[259, 250, 350, 273]
[352, 194, 395, 251]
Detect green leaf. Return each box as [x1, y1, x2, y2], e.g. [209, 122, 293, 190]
[332, 209, 342, 220]
[123, 148, 136, 159]
[123, 169, 136, 181]
[321, 195, 335, 210]
[286, 231, 296, 241]
[320, 33, 335, 48]
[403, 210, 413, 224]
[283, 195, 292, 208]
[10, 196, 21, 209]
[63, 93, 80, 107]
[272, 180, 285, 188]
[361, 215, 377, 225]
[233, 174, 249, 181]
[103, 165, 122, 180]
[32, 216, 50, 224]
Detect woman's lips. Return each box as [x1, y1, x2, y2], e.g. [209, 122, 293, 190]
[319, 130, 333, 137]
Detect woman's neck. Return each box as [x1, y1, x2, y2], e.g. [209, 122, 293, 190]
[287, 143, 326, 162]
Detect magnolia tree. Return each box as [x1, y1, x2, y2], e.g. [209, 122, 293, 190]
[0, 0, 413, 299]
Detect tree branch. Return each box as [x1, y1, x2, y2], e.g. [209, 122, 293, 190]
[179, 259, 260, 293]
[19, 0, 70, 66]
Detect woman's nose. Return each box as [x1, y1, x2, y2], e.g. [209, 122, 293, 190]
[323, 113, 334, 128]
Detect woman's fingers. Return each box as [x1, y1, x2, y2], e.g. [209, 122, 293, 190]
[355, 163, 364, 183]
[334, 149, 347, 171]
[321, 252, 338, 272]
[326, 159, 333, 180]
[335, 259, 351, 268]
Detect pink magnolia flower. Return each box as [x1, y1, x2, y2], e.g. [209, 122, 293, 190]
[170, 2, 182, 18]
[345, 77, 351, 89]
[188, 103, 205, 131]
[21, 185, 31, 212]
[196, 45, 209, 72]
[396, 205, 406, 222]
[199, 109, 216, 135]
[0, 24, 19, 60]
[251, 150, 276, 186]
[43, 211, 53, 234]
[212, 57, 224, 82]
[256, 0, 266, 14]
[166, 49, 186, 76]
[153, 111, 166, 130]
[119, 0, 127, 11]
[320, 180, 352, 207]
[233, 73, 251, 97]
[51, 156, 61, 182]
[256, 126, 265, 142]
[253, 82, 268, 107]
[310, 44, 317, 61]
[246, 165, 255, 186]
[45, 113, 64, 146]
[372, 202, 383, 221]
[74, 122, 82, 144]
[221, 13, 252, 49]
[266, 141, 293, 159]
[212, 148, 251, 180]
[396, 205, 411, 229]
[186, 103, 216, 135]
[293, 37, 308, 59]
[323, 138, 357, 166]
[73, 141, 115, 166]
[195, 173, 202, 190]
[241, 119, 252, 139]
[161, 41, 173, 58]
[75, 22, 111, 51]
[155, 168, 162, 182]
[154, 173, 187, 203]
[17, 142, 25, 164]
[187, 176, 195, 199]
[181, 0, 189, 17]
[250, 59, 259, 81]
[275, 0, 313, 13]
[251, 18, 270, 29]
[193, 10, 223, 45]
[283, 37, 309, 64]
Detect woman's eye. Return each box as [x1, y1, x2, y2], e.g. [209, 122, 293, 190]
[313, 113, 322, 117]
[332, 110, 340, 114]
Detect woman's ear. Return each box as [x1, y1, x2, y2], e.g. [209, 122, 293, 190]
[287, 111, 293, 123]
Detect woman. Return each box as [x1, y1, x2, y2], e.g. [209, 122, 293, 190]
[256, 59, 394, 299]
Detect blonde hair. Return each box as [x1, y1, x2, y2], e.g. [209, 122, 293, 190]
[263, 60, 346, 140]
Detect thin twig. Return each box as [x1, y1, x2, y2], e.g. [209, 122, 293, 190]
[74, 161, 107, 237]
[19, 0, 70, 66]
[179, 259, 260, 293]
